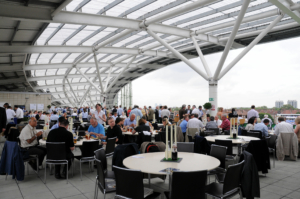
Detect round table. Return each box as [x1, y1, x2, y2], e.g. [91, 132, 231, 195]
[39, 137, 101, 146]
[205, 135, 260, 144]
[205, 135, 260, 155]
[123, 152, 220, 175]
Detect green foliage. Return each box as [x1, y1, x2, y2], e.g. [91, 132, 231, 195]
[47, 105, 51, 109]
[203, 102, 212, 110]
[259, 113, 274, 123]
[280, 104, 295, 110]
[256, 106, 268, 109]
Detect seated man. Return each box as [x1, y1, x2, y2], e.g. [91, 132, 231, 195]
[112, 112, 118, 121]
[106, 117, 122, 144]
[50, 111, 59, 121]
[87, 117, 106, 144]
[206, 116, 218, 129]
[274, 116, 294, 136]
[219, 114, 230, 131]
[254, 119, 269, 137]
[47, 119, 74, 179]
[187, 114, 204, 131]
[51, 117, 66, 130]
[19, 117, 47, 170]
[124, 114, 136, 128]
[214, 116, 222, 126]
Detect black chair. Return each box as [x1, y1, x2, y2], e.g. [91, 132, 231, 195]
[241, 128, 248, 136]
[94, 148, 115, 179]
[136, 132, 151, 148]
[83, 118, 88, 122]
[206, 161, 245, 199]
[84, 123, 91, 131]
[7, 127, 20, 142]
[267, 134, 277, 168]
[164, 170, 207, 199]
[44, 142, 70, 184]
[50, 120, 57, 124]
[94, 159, 116, 199]
[223, 130, 230, 135]
[248, 130, 263, 139]
[49, 122, 54, 129]
[207, 128, 220, 135]
[207, 144, 227, 182]
[215, 139, 235, 161]
[113, 166, 161, 199]
[75, 140, 99, 180]
[177, 142, 194, 153]
[106, 137, 117, 157]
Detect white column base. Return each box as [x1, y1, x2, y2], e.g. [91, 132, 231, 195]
[209, 81, 218, 117]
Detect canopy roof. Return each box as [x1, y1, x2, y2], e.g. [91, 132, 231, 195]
[0, 0, 300, 107]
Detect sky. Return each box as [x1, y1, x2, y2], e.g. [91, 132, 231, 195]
[132, 37, 300, 109]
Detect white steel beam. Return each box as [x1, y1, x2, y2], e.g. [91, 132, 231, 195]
[93, 53, 104, 93]
[213, 0, 251, 80]
[105, 66, 113, 91]
[191, 36, 212, 78]
[106, 56, 136, 92]
[218, 14, 284, 80]
[51, 0, 73, 17]
[75, 66, 102, 94]
[22, 54, 37, 92]
[66, 78, 79, 103]
[270, 0, 300, 24]
[147, 29, 208, 81]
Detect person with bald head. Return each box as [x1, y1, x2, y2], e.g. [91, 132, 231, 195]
[19, 117, 47, 171]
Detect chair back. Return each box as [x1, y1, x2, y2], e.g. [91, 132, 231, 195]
[46, 142, 66, 160]
[210, 144, 227, 169]
[187, 135, 193, 142]
[186, 128, 198, 138]
[113, 166, 144, 199]
[106, 137, 117, 156]
[82, 140, 99, 158]
[247, 130, 262, 139]
[207, 128, 220, 135]
[7, 127, 20, 142]
[268, 134, 277, 149]
[50, 120, 57, 124]
[215, 139, 233, 155]
[171, 170, 207, 199]
[223, 161, 245, 194]
[95, 159, 106, 194]
[16, 124, 26, 132]
[94, 148, 108, 171]
[239, 119, 245, 125]
[241, 128, 248, 136]
[177, 142, 194, 153]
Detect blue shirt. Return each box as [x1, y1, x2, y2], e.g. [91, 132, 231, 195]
[254, 123, 269, 137]
[117, 108, 123, 116]
[129, 108, 143, 118]
[159, 109, 162, 117]
[124, 118, 136, 126]
[88, 123, 105, 140]
[51, 123, 59, 130]
[180, 120, 188, 133]
[50, 115, 59, 121]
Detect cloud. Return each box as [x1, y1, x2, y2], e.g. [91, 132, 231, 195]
[132, 37, 300, 108]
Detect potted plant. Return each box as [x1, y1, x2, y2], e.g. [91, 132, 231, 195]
[203, 102, 212, 115]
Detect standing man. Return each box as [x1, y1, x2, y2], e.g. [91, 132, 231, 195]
[93, 104, 106, 126]
[158, 106, 163, 123]
[186, 105, 191, 115]
[47, 119, 74, 179]
[247, 105, 259, 120]
[148, 106, 154, 122]
[161, 106, 170, 119]
[192, 105, 200, 118]
[180, 115, 189, 142]
[117, 105, 123, 117]
[179, 104, 187, 120]
[19, 118, 47, 170]
[6, 106, 15, 124]
[199, 106, 204, 121]
[154, 106, 159, 123]
[142, 106, 148, 120]
[129, 105, 143, 118]
[14, 105, 24, 124]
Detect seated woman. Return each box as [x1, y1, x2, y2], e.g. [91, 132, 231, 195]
[115, 117, 127, 132]
[132, 118, 151, 134]
[245, 116, 256, 131]
[106, 117, 123, 144]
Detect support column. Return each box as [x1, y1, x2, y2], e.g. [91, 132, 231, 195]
[209, 80, 218, 117]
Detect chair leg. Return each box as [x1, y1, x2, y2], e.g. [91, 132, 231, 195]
[5, 173, 8, 180]
[66, 162, 68, 184]
[36, 157, 39, 177]
[94, 178, 97, 199]
[44, 163, 47, 184]
[273, 151, 275, 168]
[239, 188, 243, 199]
[148, 173, 151, 187]
[27, 162, 29, 175]
[80, 160, 82, 181]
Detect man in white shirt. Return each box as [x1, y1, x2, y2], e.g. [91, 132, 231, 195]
[161, 106, 170, 119]
[192, 105, 201, 119]
[274, 117, 294, 136]
[214, 116, 222, 126]
[50, 111, 59, 121]
[19, 117, 47, 170]
[247, 105, 259, 120]
[6, 106, 16, 124]
[187, 114, 204, 131]
[117, 105, 123, 117]
[14, 105, 24, 124]
[93, 104, 106, 125]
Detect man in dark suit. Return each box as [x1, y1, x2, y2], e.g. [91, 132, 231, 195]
[47, 119, 74, 179]
[0, 107, 7, 134]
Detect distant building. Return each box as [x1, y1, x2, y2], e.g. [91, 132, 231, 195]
[275, 101, 284, 108]
[288, 100, 298, 109]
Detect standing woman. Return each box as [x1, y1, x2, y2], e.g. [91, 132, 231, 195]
[127, 107, 132, 117]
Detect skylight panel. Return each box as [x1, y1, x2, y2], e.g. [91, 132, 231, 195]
[36, 27, 59, 45]
[48, 29, 77, 45]
[37, 53, 54, 64]
[56, 79, 63, 84]
[56, 68, 68, 75]
[66, 0, 83, 11]
[66, 30, 93, 45]
[46, 69, 57, 76]
[64, 53, 82, 63]
[46, 80, 54, 85]
[106, 0, 141, 17]
[51, 53, 69, 63]
[82, 0, 111, 14]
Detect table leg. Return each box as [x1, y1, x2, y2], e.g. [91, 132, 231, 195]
[238, 144, 241, 156]
[148, 173, 151, 188]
